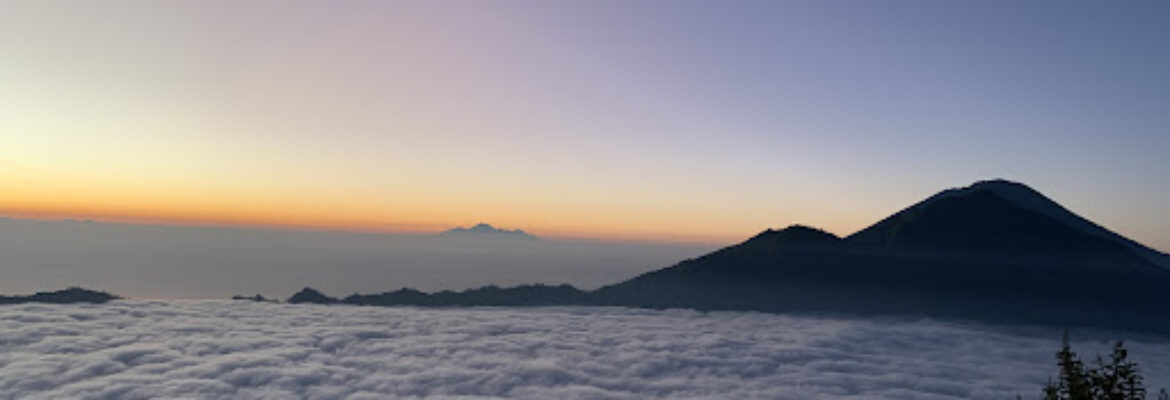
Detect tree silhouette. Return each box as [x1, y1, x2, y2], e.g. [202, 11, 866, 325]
[1046, 331, 1094, 400]
[1093, 341, 1146, 400]
[1043, 332, 1150, 400]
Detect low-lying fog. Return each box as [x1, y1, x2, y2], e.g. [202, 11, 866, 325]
[0, 218, 715, 299]
[3, 301, 1168, 399]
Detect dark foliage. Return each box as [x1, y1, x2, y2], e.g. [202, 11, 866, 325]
[1043, 332, 1149, 400]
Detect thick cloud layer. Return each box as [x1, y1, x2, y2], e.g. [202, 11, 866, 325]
[2, 302, 1169, 399]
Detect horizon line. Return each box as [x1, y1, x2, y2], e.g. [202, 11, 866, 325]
[0, 210, 735, 247]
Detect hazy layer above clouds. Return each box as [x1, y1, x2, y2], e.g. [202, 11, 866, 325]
[2, 301, 1168, 400]
[0, 218, 714, 299]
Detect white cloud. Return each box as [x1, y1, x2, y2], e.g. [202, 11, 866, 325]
[2, 301, 1169, 399]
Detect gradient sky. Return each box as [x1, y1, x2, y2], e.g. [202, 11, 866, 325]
[2, 1, 1168, 248]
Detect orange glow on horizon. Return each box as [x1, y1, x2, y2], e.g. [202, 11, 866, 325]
[0, 206, 740, 245]
[0, 163, 780, 246]
[0, 183, 747, 246]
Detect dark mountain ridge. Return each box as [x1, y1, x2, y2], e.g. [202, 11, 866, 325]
[594, 180, 1170, 331]
[287, 180, 1170, 333]
[851, 180, 1167, 268]
[0, 287, 118, 305]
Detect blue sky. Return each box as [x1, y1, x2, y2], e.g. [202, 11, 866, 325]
[2, 0, 1167, 248]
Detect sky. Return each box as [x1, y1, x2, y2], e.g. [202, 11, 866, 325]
[1, 1, 1168, 248]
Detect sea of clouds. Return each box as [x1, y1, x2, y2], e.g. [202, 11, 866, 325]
[2, 301, 1169, 400]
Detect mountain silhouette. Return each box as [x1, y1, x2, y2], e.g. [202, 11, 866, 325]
[289, 180, 1170, 333]
[288, 287, 338, 304]
[438, 223, 538, 240]
[849, 179, 1167, 269]
[285, 284, 589, 307]
[0, 287, 118, 305]
[595, 179, 1170, 331]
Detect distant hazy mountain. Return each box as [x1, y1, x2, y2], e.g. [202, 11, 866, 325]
[294, 180, 1170, 334]
[438, 223, 538, 240]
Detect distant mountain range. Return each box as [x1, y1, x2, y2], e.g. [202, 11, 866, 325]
[593, 180, 1170, 331]
[438, 223, 538, 240]
[0, 288, 117, 305]
[287, 180, 1170, 334]
[7, 180, 1165, 333]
